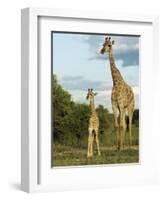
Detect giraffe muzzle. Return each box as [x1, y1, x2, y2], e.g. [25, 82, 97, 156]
[100, 48, 105, 54]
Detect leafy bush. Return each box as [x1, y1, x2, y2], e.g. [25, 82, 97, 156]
[52, 75, 139, 147]
[52, 75, 112, 147]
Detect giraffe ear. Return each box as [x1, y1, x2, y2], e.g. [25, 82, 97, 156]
[112, 40, 115, 45]
[94, 92, 98, 96]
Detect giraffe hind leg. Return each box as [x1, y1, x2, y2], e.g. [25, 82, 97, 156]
[122, 110, 126, 149]
[87, 128, 93, 158]
[119, 108, 126, 151]
[94, 129, 101, 156]
[128, 101, 134, 148]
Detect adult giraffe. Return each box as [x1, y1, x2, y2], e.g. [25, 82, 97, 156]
[100, 37, 135, 150]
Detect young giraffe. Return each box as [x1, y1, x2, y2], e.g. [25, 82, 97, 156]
[100, 37, 135, 150]
[86, 88, 101, 158]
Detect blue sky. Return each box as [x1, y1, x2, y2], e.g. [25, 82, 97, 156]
[52, 32, 139, 112]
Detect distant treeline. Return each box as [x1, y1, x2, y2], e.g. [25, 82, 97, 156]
[52, 75, 139, 147]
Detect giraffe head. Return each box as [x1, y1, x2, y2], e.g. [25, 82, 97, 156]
[86, 88, 97, 100]
[100, 37, 114, 54]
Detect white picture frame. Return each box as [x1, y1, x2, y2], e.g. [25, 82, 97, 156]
[21, 7, 159, 193]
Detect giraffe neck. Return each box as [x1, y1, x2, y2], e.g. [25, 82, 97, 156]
[89, 99, 96, 115]
[108, 51, 124, 85]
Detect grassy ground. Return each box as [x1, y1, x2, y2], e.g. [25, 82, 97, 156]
[52, 127, 139, 167]
[52, 145, 139, 167]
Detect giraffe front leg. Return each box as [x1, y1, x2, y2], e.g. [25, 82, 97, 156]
[90, 132, 94, 157]
[95, 130, 101, 156]
[112, 104, 120, 150]
[87, 129, 93, 158]
[87, 134, 91, 158]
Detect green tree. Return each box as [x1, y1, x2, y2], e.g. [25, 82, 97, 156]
[52, 75, 90, 146]
[96, 105, 110, 134]
[52, 75, 73, 142]
[52, 75, 116, 147]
